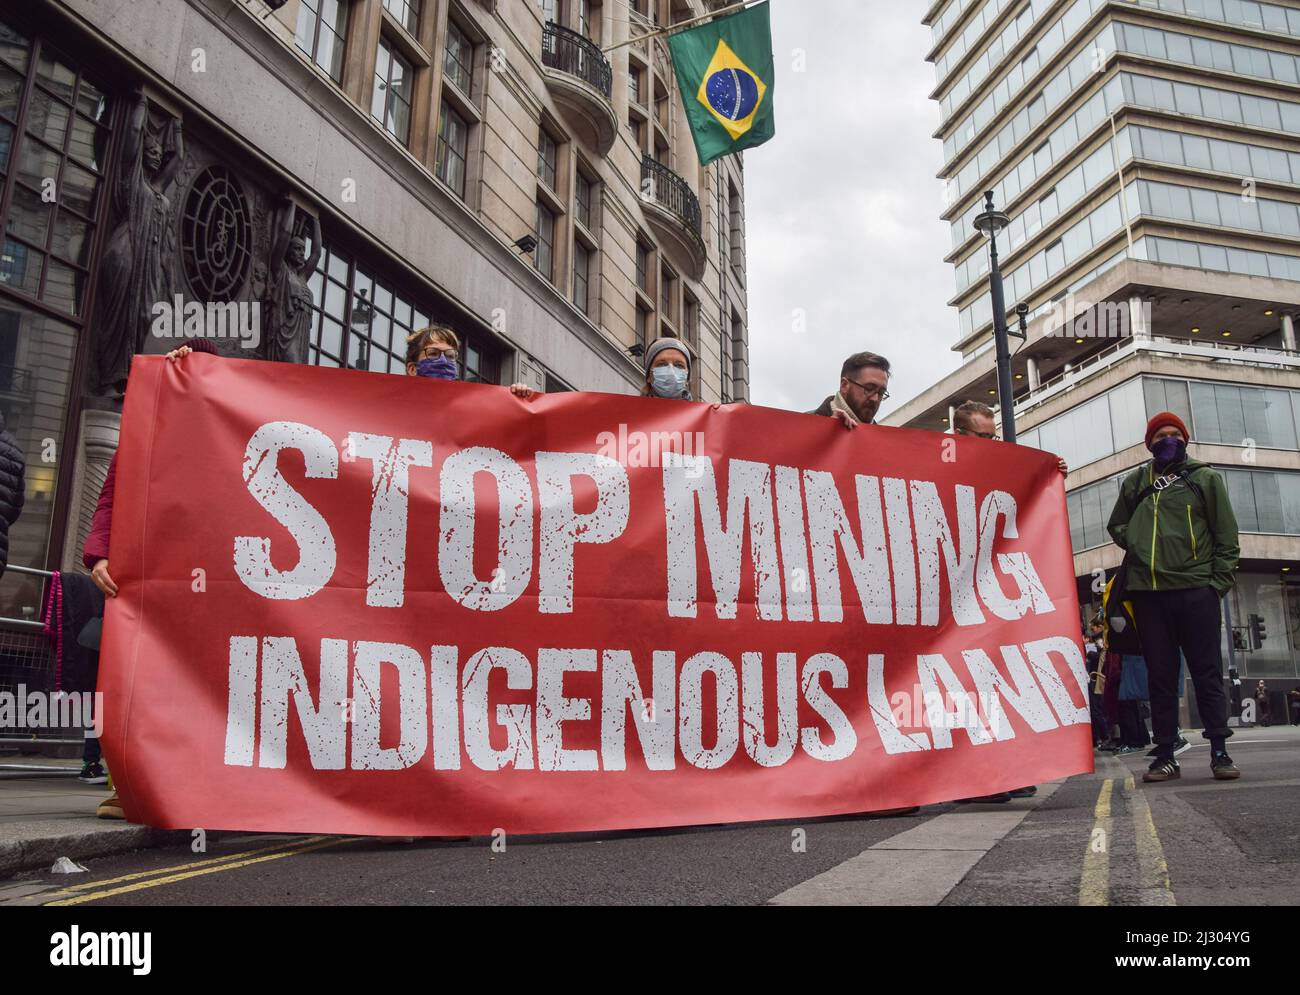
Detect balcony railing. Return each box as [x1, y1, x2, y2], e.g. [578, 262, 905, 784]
[542, 22, 612, 100]
[641, 156, 702, 237]
[1012, 334, 1300, 421]
[0, 364, 33, 394]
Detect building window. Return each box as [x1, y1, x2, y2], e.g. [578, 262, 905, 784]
[0, 19, 112, 611]
[295, 0, 350, 83]
[682, 293, 699, 396]
[573, 240, 590, 314]
[721, 310, 739, 403]
[575, 170, 595, 230]
[542, 0, 565, 24]
[660, 265, 676, 325]
[306, 239, 498, 381]
[636, 305, 651, 348]
[576, 0, 593, 38]
[537, 128, 558, 192]
[372, 37, 413, 145]
[535, 201, 556, 281]
[628, 65, 643, 104]
[682, 292, 698, 347]
[382, 0, 421, 34]
[435, 102, 468, 198]
[444, 19, 473, 95]
[635, 240, 650, 294]
[0, 31, 108, 320]
[728, 179, 743, 271]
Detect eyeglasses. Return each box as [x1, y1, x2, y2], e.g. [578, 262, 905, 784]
[845, 379, 889, 402]
[419, 346, 459, 362]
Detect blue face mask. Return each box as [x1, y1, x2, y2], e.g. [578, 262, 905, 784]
[650, 365, 688, 398]
[1151, 436, 1186, 468]
[416, 356, 458, 381]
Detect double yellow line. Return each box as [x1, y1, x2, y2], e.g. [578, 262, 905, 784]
[42, 835, 360, 906]
[1078, 768, 1175, 906]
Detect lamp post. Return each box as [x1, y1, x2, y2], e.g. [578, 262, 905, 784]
[973, 190, 1017, 443]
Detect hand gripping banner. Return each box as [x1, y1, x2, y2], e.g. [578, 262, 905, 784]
[100, 355, 1092, 835]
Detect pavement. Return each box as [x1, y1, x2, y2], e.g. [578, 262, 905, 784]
[0, 757, 184, 878]
[0, 725, 1296, 904]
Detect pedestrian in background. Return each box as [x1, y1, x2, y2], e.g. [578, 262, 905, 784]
[1106, 411, 1241, 783]
[1086, 621, 1113, 751]
[1116, 654, 1152, 754]
[1254, 680, 1271, 727]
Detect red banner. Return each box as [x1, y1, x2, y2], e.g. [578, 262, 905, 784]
[100, 355, 1092, 836]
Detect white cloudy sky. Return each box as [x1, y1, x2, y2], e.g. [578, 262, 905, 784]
[745, 1, 961, 418]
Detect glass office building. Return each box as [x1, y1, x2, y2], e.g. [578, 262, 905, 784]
[893, 0, 1300, 691]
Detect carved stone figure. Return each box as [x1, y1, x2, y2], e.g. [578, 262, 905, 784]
[93, 85, 183, 395]
[262, 200, 322, 365]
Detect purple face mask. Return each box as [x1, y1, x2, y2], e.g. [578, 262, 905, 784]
[416, 356, 458, 381]
[1151, 435, 1186, 468]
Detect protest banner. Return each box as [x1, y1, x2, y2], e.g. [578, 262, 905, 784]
[100, 355, 1091, 835]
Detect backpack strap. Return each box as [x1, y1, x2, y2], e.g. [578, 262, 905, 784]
[1127, 463, 1206, 514]
[1125, 463, 1213, 542]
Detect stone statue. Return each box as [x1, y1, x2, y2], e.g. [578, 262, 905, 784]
[262, 199, 322, 365]
[93, 85, 183, 396]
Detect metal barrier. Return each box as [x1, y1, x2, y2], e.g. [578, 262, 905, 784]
[0, 564, 85, 757]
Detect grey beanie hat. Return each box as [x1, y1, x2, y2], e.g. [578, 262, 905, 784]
[643, 336, 691, 375]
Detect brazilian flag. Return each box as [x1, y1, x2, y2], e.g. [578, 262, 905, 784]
[667, 2, 775, 166]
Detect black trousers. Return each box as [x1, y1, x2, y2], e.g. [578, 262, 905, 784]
[1118, 700, 1150, 747]
[1130, 587, 1232, 757]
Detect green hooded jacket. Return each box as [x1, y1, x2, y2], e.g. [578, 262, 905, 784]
[1106, 457, 1240, 593]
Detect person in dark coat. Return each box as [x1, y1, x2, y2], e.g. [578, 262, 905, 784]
[1117, 654, 1153, 751]
[0, 410, 26, 578]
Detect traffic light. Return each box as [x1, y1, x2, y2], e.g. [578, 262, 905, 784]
[1248, 613, 1268, 649]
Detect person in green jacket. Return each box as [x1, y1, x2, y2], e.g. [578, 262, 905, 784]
[1106, 411, 1241, 784]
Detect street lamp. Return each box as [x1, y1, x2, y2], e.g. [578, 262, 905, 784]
[973, 190, 1018, 443]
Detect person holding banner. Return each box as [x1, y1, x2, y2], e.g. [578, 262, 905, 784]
[404, 323, 537, 398]
[1106, 412, 1241, 783]
[84, 339, 221, 819]
[641, 337, 693, 399]
[809, 351, 891, 429]
[952, 400, 1069, 476]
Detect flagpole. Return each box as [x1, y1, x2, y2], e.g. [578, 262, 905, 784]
[601, 0, 758, 54]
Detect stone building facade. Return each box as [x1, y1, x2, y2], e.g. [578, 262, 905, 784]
[0, 0, 751, 633]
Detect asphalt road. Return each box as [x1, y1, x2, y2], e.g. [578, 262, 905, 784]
[3, 726, 1296, 906]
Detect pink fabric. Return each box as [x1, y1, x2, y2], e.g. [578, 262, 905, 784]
[41, 569, 64, 690]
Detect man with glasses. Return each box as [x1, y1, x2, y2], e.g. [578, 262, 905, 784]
[952, 400, 1068, 475]
[809, 351, 892, 428]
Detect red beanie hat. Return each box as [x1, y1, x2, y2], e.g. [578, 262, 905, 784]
[1145, 411, 1189, 449]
